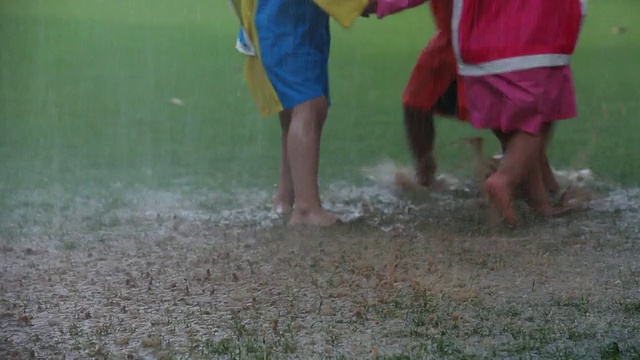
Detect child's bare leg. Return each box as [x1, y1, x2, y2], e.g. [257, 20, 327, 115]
[496, 128, 556, 201]
[540, 152, 558, 194]
[526, 151, 555, 217]
[492, 129, 509, 153]
[287, 96, 337, 226]
[492, 129, 529, 202]
[273, 110, 294, 214]
[403, 106, 437, 187]
[484, 131, 540, 226]
[540, 124, 560, 194]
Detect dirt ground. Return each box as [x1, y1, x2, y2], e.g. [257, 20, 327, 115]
[1, 170, 640, 359]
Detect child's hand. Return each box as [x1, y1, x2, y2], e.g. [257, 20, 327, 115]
[361, 0, 378, 17]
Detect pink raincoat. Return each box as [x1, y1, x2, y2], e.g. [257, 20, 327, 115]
[452, 0, 587, 134]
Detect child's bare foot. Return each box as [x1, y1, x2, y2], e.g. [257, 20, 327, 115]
[549, 205, 581, 217]
[288, 207, 338, 227]
[415, 156, 437, 187]
[273, 182, 294, 215]
[535, 205, 556, 218]
[538, 206, 572, 218]
[484, 173, 516, 226]
[273, 191, 294, 215]
[524, 158, 557, 217]
[273, 202, 293, 215]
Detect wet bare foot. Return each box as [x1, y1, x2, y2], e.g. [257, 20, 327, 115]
[515, 185, 556, 203]
[427, 178, 448, 192]
[273, 190, 294, 215]
[484, 174, 517, 227]
[545, 206, 575, 217]
[481, 192, 503, 226]
[272, 200, 293, 215]
[415, 156, 436, 187]
[288, 208, 338, 227]
[523, 190, 555, 218]
[534, 205, 556, 218]
[416, 173, 435, 188]
[548, 188, 593, 218]
[522, 192, 578, 220]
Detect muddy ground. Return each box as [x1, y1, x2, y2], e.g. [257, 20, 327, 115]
[1, 170, 640, 359]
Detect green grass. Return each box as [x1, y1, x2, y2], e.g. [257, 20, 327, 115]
[1, 0, 640, 196]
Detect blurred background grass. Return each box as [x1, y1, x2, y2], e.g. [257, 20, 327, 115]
[1, 0, 638, 199]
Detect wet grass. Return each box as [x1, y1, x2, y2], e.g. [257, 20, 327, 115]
[1, 184, 640, 359]
[2, 194, 639, 353]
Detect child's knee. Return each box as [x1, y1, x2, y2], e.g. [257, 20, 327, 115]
[308, 96, 329, 116]
[291, 96, 329, 121]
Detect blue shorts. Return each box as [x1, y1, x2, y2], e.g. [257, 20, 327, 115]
[253, 0, 331, 110]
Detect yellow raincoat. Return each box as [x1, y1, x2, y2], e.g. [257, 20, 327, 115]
[230, 0, 369, 117]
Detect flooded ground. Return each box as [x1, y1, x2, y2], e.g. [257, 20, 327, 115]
[2, 168, 640, 359]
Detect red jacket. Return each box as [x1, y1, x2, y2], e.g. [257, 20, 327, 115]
[453, 0, 587, 76]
